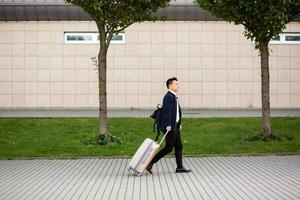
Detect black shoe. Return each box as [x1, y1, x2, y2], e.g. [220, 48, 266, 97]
[176, 167, 191, 173]
[146, 163, 153, 174]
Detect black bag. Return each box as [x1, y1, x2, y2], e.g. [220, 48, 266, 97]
[150, 104, 163, 141]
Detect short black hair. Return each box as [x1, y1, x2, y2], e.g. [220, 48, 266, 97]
[166, 77, 178, 88]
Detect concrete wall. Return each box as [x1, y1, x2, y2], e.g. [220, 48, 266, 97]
[0, 21, 299, 109]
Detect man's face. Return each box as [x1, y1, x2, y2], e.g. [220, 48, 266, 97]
[169, 80, 179, 93]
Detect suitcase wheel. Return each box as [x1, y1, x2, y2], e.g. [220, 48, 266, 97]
[135, 172, 142, 177]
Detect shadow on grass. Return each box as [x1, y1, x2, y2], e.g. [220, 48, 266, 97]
[245, 133, 294, 142]
[82, 134, 123, 146]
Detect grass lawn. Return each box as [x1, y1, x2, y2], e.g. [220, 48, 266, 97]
[0, 117, 299, 158]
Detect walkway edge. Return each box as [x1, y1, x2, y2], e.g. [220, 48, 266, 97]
[1, 152, 300, 160]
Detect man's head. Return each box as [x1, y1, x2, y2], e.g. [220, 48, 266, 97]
[166, 77, 179, 93]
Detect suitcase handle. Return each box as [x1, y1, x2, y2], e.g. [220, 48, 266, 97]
[158, 130, 170, 146]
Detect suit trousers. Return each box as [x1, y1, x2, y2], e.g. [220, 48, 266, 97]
[150, 123, 183, 168]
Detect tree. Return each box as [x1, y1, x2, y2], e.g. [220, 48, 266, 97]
[65, 0, 170, 141]
[194, 0, 300, 139]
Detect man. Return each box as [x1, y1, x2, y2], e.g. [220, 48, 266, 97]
[147, 77, 192, 174]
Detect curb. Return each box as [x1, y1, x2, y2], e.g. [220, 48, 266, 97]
[1, 152, 299, 160]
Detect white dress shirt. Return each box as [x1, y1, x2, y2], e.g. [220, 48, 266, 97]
[168, 89, 180, 123]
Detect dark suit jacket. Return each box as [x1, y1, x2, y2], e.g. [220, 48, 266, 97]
[160, 91, 182, 132]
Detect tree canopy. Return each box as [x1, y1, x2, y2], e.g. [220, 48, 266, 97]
[65, 0, 170, 48]
[194, 0, 300, 49]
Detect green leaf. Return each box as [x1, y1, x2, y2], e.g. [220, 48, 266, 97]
[194, 0, 298, 50]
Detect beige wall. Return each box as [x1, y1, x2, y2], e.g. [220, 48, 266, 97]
[0, 21, 299, 109]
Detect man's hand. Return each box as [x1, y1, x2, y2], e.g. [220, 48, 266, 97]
[166, 126, 171, 132]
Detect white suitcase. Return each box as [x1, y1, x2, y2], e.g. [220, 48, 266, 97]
[128, 131, 169, 176]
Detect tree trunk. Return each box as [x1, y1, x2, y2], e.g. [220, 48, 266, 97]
[97, 23, 108, 140]
[260, 42, 271, 138]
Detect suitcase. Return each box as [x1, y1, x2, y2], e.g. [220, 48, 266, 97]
[128, 130, 169, 176]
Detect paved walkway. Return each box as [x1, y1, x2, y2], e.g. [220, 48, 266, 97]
[1, 108, 300, 118]
[0, 155, 299, 200]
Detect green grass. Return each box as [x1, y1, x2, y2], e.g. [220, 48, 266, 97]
[0, 117, 299, 158]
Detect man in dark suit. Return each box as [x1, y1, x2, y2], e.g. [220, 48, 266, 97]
[147, 77, 191, 174]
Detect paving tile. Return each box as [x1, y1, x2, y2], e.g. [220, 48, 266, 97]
[0, 156, 299, 200]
